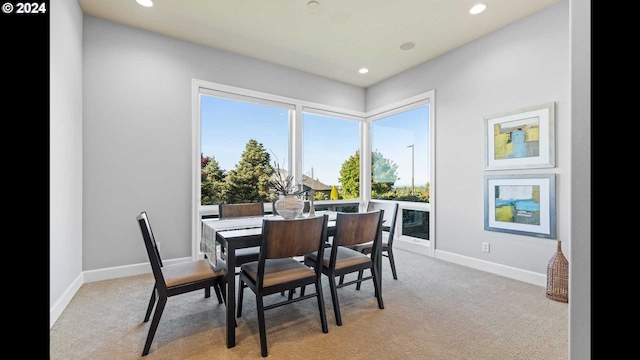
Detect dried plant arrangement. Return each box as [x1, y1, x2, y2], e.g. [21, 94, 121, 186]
[268, 153, 304, 196]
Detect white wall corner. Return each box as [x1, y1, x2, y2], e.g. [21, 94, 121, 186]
[50, 272, 84, 329]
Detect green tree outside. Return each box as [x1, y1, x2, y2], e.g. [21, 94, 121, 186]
[201, 154, 226, 205]
[330, 185, 339, 200]
[338, 150, 361, 199]
[223, 139, 274, 203]
[372, 149, 399, 195]
[314, 191, 329, 200]
[375, 183, 430, 203]
[201, 140, 427, 206]
[338, 150, 399, 199]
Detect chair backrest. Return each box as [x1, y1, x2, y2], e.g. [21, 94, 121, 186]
[257, 214, 328, 287]
[219, 202, 264, 219]
[260, 214, 328, 260]
[366, 201, 399, 246]
[136, 212, 167, 293]
[333, 210, 384, 249]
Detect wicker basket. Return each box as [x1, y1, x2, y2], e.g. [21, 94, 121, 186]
[546, 240, 569, 303]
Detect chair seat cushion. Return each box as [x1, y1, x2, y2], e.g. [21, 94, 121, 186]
[162, 259, 225, 288]
[352, 239, 388, 252]
[306, 246, 371, 270]
[241, 258, 315, 288]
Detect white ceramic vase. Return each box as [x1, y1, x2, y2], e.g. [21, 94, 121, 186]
[274, 194, 304, 219]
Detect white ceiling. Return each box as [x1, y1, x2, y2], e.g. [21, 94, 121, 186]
[78, 0, 561, 88]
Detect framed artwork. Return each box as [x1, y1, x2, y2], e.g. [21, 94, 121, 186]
[484, 102, 555, 170]
[484, 174, 556, 239]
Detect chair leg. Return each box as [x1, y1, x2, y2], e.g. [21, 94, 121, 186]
[299, 285, 306, 297]
[328, 275, 342, 326]
[142, 296, 166, 356]
[205, 286, 211, 298]
[144, 285, 157, 322]
[219, 278, 227, 305]
[213, 283, 223, 304]
[256, 294, 268, 357]
[237, 279, 244, 318]
[339, 275, 345, 285]
[388, 249, 398, 280]
[371, 264, 384, 310]
[355, 270, 364, 290]
[315, 280, 329, 333]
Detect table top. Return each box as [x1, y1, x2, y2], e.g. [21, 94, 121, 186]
[200, 211, 338, 267]
[202, 211, 337, 231]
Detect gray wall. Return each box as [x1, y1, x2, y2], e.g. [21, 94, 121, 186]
[50, 0, 84, 309]
[82, 16, 365, 271]
[367, 1, 570, 274]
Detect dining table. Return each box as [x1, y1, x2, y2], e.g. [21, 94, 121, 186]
[200, 211, 339, 348]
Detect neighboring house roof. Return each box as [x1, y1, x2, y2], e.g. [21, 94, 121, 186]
[273, 169, 333, 191]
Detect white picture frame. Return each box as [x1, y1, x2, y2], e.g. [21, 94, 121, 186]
[484, 174, 556, 239]
[484, 102, 555, 170]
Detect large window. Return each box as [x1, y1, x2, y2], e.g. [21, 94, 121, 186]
[302, 112, 360, 202]
[367, 98, 433, 246]
[200, 94, 291, 206]
[193, 80, 434, 257]
[370, 104, 430, 203]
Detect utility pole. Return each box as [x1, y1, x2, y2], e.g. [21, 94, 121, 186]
[407, 144, 414, 195]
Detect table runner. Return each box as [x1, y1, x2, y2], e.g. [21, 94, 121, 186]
[200, 215, 269, 267]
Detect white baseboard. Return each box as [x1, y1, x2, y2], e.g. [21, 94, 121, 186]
[83, 257, 193, 283]
[434, 249, 546, 287]
[50, 257, 193, 328]
[50, 272, 83, 329]
[394, 238, 430, 256]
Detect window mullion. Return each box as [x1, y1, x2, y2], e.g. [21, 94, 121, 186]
[292, 105, 303, 184]
[361, 121, 371, 210]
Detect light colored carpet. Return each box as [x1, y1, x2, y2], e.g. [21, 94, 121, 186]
[49, 249, 568, 359]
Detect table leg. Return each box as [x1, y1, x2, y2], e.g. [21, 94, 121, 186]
[226, 243, 236, 348]
[378, 249, 382, 293]
[377, 228, 383, 295]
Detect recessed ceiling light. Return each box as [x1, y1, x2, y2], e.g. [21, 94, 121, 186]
[399, 42, 415, 51]
[307, 1, 320, 11]
[469, 4, 486, 15]
[359, 68, 369, 74]
[136, 0, 153, 7]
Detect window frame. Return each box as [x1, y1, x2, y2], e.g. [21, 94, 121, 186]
[199, 88, 294, 208]
[364, 90, 435, 257]
[301, 107, 363, 202]
[191, 79, 367, 259]
[192, 79, 435, 260]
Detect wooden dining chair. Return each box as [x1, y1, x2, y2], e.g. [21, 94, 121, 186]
[303, 210, 385, 326]
[219, 202, 264, 219]
[136, 211, 228, 356]
[340, 201, 399, 287]
[237, 214, 329, 357]
[218, 202, 265, 266]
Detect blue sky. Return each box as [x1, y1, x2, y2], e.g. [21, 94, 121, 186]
[201, 95, 429, 187]
[371, 107, 430, 187]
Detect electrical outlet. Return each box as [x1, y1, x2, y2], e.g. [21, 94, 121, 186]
[482, 242, 490, 253]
